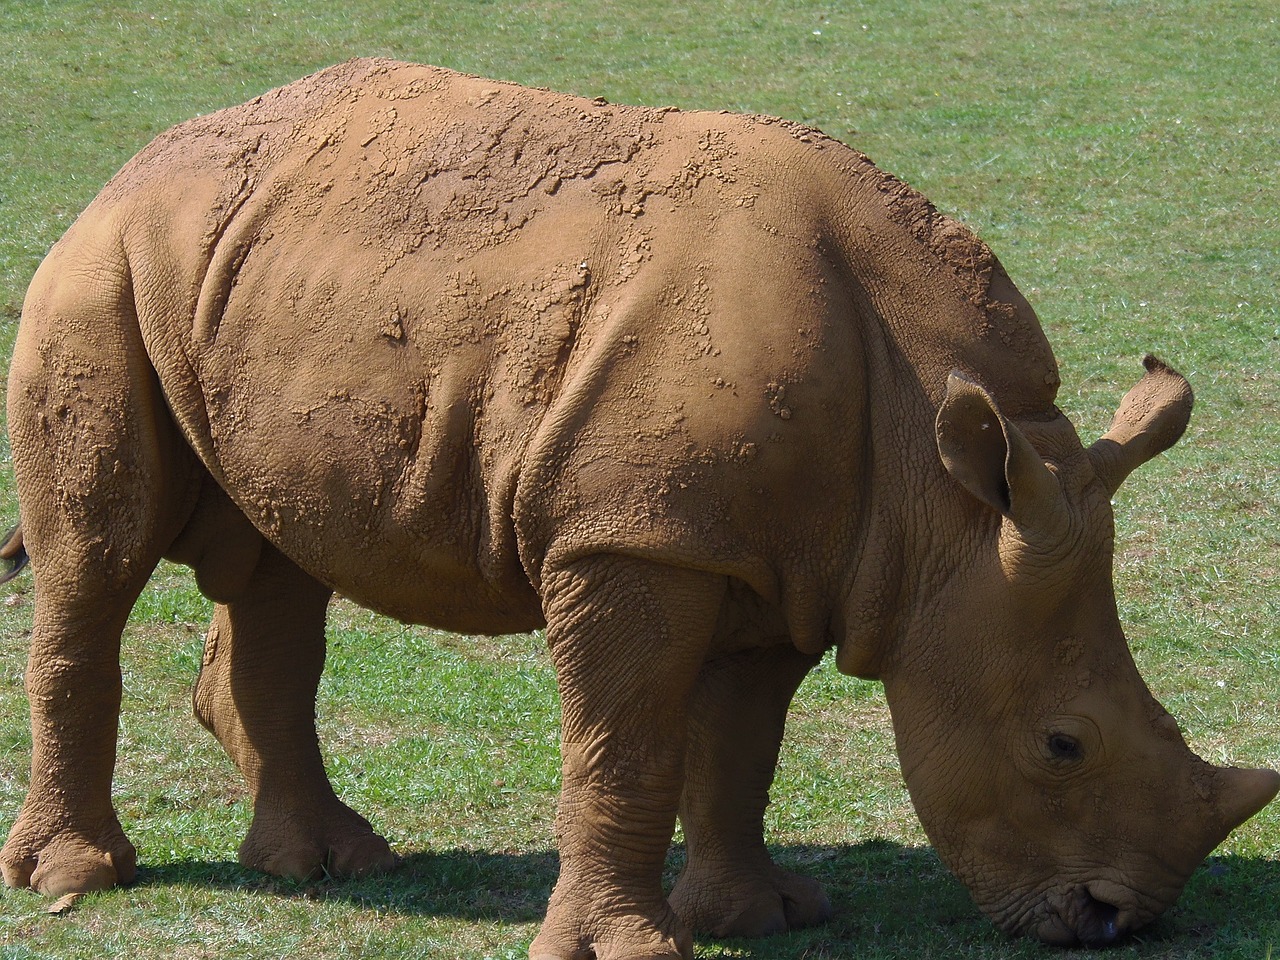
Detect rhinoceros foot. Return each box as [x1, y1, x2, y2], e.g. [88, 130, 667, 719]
[669, 860, 832, 938]
[237, 797, 397, 882]
[0, 808, 137, 896]
[528, 885, 693, 960]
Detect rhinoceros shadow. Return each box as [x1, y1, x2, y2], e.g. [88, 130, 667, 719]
[135, 840, 1280, 954]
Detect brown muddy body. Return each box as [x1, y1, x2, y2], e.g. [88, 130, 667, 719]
[2, 60, 1275, 959]
[98, 61, 1059, 635]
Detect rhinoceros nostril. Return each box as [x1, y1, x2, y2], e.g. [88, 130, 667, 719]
[1076, 888, 1124, 946]
[1030, 886, 1127, 946]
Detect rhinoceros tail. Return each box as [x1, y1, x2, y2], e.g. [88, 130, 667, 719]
[0, 523, 29, 585]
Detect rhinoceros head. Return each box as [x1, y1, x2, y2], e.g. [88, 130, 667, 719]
[882, 356, 1278, 945]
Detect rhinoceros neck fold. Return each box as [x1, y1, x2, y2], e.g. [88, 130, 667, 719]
[822, 152, 1061, 420]
[822, 160, 1062, 676]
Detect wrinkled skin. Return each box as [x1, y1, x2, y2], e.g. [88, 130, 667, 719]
[2, 60, 1275, 957]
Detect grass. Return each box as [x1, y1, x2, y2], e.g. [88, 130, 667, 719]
[0, 0, 1277, 957]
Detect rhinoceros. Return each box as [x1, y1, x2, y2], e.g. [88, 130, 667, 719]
[1, 58, 1275, 957]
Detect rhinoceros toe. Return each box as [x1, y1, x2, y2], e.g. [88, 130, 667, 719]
[1, 815, 136, 896]
[670, 862, 832, 938]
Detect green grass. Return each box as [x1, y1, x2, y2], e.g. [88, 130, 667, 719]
[1, 1, 1277, 957]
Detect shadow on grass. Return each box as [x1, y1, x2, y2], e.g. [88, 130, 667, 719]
[132, 840, 1280, 954]
[134, 846, 557, 922]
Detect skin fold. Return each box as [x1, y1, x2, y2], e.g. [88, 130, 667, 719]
[1, 59, 1275, 958]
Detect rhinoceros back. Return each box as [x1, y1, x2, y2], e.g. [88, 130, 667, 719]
[75, 59, 1059, 639]
[94, 60, 829, 629]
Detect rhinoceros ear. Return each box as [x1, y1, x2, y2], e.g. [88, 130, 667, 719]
[936, 372, 1065, 525]
[1087, 355, 1193, 496]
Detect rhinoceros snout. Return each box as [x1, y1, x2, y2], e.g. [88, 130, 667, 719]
[1030, 882, 1135, 947]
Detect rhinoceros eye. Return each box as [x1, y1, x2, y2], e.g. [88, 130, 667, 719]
[1047, 733, 1083, 762]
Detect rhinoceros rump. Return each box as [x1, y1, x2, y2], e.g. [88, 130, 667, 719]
[1, 60, 1275, 956]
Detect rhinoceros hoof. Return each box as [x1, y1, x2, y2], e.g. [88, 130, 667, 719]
[669, 863, 832, 938]
[0, 816, 137, 896]
[529, 891, 693, 960]
[237, 802, 397, 881]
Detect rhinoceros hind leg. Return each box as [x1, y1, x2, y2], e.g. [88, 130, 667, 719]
[1, 241, 200, 896]
[192, 543, 397, 881]
[670, 645, 831, 937]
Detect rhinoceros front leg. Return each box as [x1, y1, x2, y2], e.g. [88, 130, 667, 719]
[670, 645, 831, 937]
[192, 544, 396, 880]
[530, 555, 727, 960]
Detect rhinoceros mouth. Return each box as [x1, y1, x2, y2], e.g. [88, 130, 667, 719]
[1032, 884, 1128, 946]
[994, 879, 1162, 946]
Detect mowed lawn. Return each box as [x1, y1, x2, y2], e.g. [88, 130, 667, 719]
[0, 2, 1277, 958]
